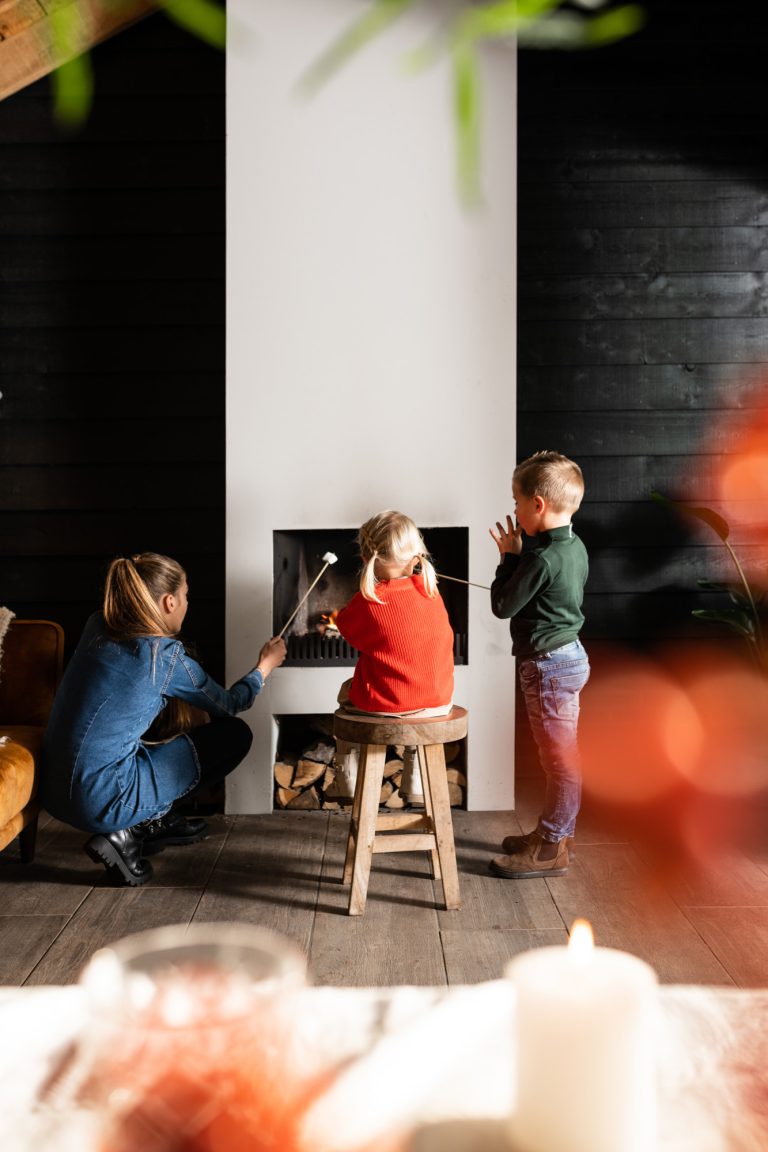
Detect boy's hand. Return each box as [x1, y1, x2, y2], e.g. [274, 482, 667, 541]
[489, 515, 523, 556]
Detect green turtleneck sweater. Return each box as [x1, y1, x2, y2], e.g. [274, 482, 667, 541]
[490, 524, 588, 658]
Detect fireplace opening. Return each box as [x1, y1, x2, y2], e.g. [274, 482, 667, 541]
[273, 527, 469, 666]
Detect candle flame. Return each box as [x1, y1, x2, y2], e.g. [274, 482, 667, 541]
[568, 918, 594, 959]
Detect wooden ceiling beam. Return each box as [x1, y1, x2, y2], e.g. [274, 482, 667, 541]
[0, 0, 157, 101]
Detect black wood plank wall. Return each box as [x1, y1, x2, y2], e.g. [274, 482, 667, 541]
[4, 2, 766, 681]
[1, 16, 226, 676]
[517, 0, 768, 650]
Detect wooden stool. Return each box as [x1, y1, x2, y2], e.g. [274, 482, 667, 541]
[333, 706, 467, 916]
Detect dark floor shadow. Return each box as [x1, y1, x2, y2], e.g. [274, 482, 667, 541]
[367, 863, 436, 881]
[312, 900, 351, 916]
[0, 861, 97, 887]
[365, 890, 443, 912]
[197, 883, 321, 913]
[456, 857, 498, 877]
[455, 837, 510, 853]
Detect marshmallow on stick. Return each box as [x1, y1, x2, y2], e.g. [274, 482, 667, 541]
[278, 551, 338, 638]
[437, 572, 491, 591]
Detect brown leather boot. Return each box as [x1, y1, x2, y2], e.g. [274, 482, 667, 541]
[490, 833, 569, 879]
[501, 830, 575, 859]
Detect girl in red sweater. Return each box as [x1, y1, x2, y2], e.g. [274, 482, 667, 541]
[332, 511, 454, 801]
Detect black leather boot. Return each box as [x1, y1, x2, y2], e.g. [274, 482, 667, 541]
[138, 811, 209, 856]
[85, 827, 153, 886]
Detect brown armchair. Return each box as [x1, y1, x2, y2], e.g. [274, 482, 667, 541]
[0, 620, 65, 861]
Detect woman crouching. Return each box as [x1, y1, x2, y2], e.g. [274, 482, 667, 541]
[40, 553, 285, 886]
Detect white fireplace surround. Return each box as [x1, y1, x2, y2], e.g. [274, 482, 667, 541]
[226, 0, 517, 813]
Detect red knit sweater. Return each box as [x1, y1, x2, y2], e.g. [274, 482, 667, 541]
[334, 576, 454, 712]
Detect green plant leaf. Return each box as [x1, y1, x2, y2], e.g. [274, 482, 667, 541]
[514, 2, 644, 48]
[298, 0, 414, 95]
[457, 0, 562, 43]
[516, 11, 589, 46]
[692, 608, 756, 637]
[404, 0, 559, 74]
[48, 2, 96, 125]
[584, 4, 646, 45]
[696, 580, 755, 610]
[685, 505, 730, 541]
[52, 53, 94, 126]
[650, 491, 730, 540]
[453, 40, 482, 205]
[158, 0, 226, 50]
[696, 579, 733, 593]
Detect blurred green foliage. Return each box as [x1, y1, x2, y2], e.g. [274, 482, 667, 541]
[651, 492, 767, 674]
[50, 2, 94, 125]
[51, 0, 225, 125]
[51, 0, 644, 201]
[297, 0, 646, 203]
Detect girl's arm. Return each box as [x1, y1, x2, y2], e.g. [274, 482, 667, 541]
[334, 595, 379, 653]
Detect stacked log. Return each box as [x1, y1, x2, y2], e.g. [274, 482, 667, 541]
[274, 737, 335, 810]
[273, 731, 466, 810]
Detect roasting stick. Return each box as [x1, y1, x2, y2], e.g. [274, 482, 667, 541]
[278, 551, 338, 638]
[436, 572, 490, 591]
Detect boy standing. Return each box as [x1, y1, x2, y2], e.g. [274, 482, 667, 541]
[488, 450, 590, 879]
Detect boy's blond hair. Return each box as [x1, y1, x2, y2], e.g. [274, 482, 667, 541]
[357, 510, 438, 604]
[513, 450, 584, 514]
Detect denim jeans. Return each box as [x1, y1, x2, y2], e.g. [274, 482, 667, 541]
[518, 639, 590, 842]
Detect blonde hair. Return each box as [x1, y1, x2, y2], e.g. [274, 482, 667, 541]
[104, 552, 197, 737]
[103, 552, 185, 639]
[357, 511, 437, 604]
[513, 450, 584, 513]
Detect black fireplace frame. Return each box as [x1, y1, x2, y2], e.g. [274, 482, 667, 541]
[273, 526, 469, 666]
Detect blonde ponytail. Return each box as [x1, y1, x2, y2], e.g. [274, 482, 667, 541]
[359, 553, 380, 602]
[104, 553, 186, 639]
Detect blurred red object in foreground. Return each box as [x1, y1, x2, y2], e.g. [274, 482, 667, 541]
[75, 925, 321, 1152]
[87, 966, 324, 1152]
[579, 644, 768, 878]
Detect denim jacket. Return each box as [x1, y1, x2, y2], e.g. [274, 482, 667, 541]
[40, 613, 264, 833]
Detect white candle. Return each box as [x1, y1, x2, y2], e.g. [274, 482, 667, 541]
[506, 920, 658, 1152]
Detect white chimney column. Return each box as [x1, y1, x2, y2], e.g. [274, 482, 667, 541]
[226, 0, 517, 812]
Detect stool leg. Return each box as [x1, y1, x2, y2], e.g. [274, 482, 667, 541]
[422, 744, 461, 911]
[348, 744, 387, 916]
[417, 746, 442, 881]
[342, 743, 365, 885]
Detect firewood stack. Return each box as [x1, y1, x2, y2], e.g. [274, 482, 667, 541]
[273, 730, 466, 811]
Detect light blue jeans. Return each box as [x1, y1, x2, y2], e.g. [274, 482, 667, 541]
[518, 639, 590, 843]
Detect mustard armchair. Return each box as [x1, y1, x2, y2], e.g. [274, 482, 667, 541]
[0, 620, 64, 861]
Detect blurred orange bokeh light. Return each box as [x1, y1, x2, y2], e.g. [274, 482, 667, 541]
[580, 646, 768, 808]
[715, 402, 768, 512]
[579, 649, 703, 806]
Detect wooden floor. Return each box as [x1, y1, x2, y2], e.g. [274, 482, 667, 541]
[3, 772, 768, 989]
